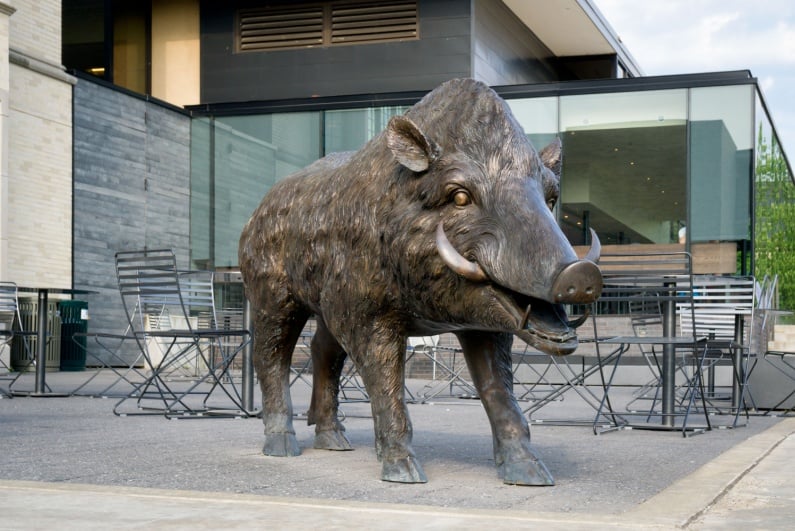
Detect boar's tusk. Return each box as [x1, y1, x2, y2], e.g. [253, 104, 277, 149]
[518, 303, 532, 331]
[566, 308, 590, 329]
[435, 221, 488, 282]
[584, 228, 601, 264]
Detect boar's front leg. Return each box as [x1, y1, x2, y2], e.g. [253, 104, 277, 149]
[456, 330, 555, 486]
[350, 325, 427, 483]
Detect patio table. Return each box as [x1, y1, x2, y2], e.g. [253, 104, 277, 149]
[15, 286, 96, 397]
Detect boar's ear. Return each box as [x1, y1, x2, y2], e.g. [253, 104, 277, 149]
[386, 115, 440, 173]
[539, 137, 562, 177]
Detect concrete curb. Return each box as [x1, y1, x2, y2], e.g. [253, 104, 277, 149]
[626, 416, 795, 527]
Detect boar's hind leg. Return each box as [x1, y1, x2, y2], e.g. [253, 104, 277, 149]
[256, 306, 310, 458]
[308, 319, 353, 451]
[456, 331, 555, 486]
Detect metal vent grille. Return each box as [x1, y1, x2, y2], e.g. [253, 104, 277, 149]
[331, 1, 418, 44]
[238, 1, 418, 52]
[239, 6, 324, 51]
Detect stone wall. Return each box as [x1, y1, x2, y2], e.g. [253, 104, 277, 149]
[72, 75, 191, 366]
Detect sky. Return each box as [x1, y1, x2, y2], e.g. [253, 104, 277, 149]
[594, 0, 795, 160]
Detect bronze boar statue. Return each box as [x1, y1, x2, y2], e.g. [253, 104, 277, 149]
[239, 78, 602, 486]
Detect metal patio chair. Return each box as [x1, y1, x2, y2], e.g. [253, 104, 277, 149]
[752, 275, 795, 415]
[112, 249, 252, 418]
[519, 307, 621, 427]
[411, 334, 477, 402]
[677, 275, 756, 427]
[0, 282, 37, 397]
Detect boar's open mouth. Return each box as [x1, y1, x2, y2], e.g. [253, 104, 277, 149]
[496, 289, 587, 357]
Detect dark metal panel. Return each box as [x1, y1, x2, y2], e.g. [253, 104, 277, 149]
[187, 70, 757, 117]
[199, 0, 472, 104]
[471, 0, 557, 85]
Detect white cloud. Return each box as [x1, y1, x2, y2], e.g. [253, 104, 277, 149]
[595, 0, 795, 159]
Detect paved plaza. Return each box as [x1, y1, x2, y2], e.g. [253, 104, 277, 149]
[1, 370, 794, 529]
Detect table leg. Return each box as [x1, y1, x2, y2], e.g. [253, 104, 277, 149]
[662, 298, 676, 427]
[732, 314, 744, 411]
[241, 299, 255, 413]
[34, 288, 49, 394]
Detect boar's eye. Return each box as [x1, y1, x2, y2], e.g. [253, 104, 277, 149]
[546, 197, 557, 211]
[453, 190, 471, 207]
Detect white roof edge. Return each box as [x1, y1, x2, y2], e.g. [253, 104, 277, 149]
[577, 0, 644, 76]
[501, 0, 644, 77]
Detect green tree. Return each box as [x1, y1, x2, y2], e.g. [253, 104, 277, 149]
[754, 125, 795, 309]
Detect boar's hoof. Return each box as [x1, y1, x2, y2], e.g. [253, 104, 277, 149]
[498, 458, 555, 486]
[263, 432, 301, 457]
[381, 456, 428, 483]
[314, 429, 353, 451]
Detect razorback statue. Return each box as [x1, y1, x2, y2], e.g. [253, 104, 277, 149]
[239, 78, 602, 486]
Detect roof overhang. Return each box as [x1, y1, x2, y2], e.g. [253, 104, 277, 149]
[501, 0, 643, 76]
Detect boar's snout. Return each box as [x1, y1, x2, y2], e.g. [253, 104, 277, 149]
[550, 259, 602, 304]
[549, 229, 602, 304]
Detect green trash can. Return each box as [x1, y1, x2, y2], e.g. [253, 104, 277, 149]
[59, 300, 88, 371]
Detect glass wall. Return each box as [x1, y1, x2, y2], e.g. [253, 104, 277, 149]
[191, 81, 792, 290]
[112, 1, 150, 94]
[689, 86, 753, 244]
[558, 90, 687, 246]
[191, 107, 406, 268]
[325, 107, 408, 153]
[190, 112, 322, 269]
[507, 97, 559, 155]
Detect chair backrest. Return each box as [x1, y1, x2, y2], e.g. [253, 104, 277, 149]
[757, 274, 778, 310]
[596, 250, 696, 338]
[0, 281, 21, 334]
[629, 294, 663, 337]
[178, 270, 218, 330]
[679, 275, 756, 343]
[751, 274, 786, 356]
[116, 249, 226, 336]
[115, 249, 189, 334]
[216, 308, 245, 331]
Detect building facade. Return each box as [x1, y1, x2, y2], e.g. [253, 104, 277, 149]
[1, 0, 75, 287]
[1, 1, 793, 360]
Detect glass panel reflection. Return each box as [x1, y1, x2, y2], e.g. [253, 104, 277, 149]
[191, 112, 321, 269]
[559, 90, 687, 245]
[325, 107, 408, 153]
[689, 85, 753, 243]
[190, 117, 212, 269]
[507, 97, 559, 154]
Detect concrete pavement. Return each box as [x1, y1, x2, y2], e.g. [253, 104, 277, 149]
[1, 371, 794, 529]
